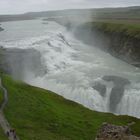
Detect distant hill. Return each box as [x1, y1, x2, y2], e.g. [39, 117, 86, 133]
[0, 6, 140, 22]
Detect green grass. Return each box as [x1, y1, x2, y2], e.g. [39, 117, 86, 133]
[0, 127, 8, 140]
[86, 22, 140, 39]
[0, 73, 140, 140]
[0, 87, 4, 106]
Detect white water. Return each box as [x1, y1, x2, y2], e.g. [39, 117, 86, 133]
[0, 19, 140, 118]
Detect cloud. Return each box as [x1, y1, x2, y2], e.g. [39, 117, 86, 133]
[0, 0, 140, 14]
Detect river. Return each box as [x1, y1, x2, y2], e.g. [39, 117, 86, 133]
[0, 19, 140, 118]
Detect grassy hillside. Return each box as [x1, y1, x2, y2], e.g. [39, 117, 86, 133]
[94, 6, 140, 20]
[84, 22, 140, 39]
[0, 127, 8, 140]
[0, 73, 139, 140]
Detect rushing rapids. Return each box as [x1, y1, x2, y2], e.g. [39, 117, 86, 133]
[0, 19, 140, 118]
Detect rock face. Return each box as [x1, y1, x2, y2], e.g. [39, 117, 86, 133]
[92, 75, 131, 113]
[107, 32, 140, 64]
[93, 82, 106, 97]
[96, 123, 140, 140]
[74, 24, 140, 67]
[102, 75, 130, 86]
[102, 75, 130, 113]
[0, 27, 4, 32]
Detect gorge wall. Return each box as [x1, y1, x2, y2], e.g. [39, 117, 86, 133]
[74, 22, 140, 67]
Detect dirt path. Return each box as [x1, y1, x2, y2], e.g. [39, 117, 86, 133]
[0, 77, 19, 140]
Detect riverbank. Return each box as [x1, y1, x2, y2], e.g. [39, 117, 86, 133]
[74, 22, 140, 67]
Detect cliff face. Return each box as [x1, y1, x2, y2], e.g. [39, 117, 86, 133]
[104, 31, 140, 65]
[74, 22, 140, 66]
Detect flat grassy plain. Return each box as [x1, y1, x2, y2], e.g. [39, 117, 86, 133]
[0, 73, 139, 140]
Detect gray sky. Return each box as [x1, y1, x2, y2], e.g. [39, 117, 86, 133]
[0, 0, 140, 14]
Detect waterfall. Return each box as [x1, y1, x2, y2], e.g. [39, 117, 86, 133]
[0, 19, 140, 118]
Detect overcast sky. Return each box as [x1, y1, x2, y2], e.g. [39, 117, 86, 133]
[0, 0, 140, 14]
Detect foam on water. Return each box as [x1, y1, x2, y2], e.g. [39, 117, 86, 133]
[0, 19, 140, 118]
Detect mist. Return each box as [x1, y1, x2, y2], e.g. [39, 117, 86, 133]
[0, 0, 140, 14]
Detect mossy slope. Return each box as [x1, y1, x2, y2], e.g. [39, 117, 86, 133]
[85, 22, 140, 39]
[0, 127, 8, 140]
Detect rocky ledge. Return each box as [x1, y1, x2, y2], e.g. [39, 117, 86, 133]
[0, 26, 4, 31]
[96, 123, 140, 140]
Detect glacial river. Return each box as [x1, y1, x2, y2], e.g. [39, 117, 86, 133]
[0, 19, 140, 118]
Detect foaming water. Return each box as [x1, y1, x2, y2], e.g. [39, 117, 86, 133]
[0, 19, 140, 118]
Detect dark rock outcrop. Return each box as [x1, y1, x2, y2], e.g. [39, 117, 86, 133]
[0, 27, 4, 32]
[107, 32, 140, 64]
[102, 75, 130, 86]
[93, 83, 106, 97]
[109, 86, 125, 112]
[102, 75, 130, 112]
[96, 123, 140, 140]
